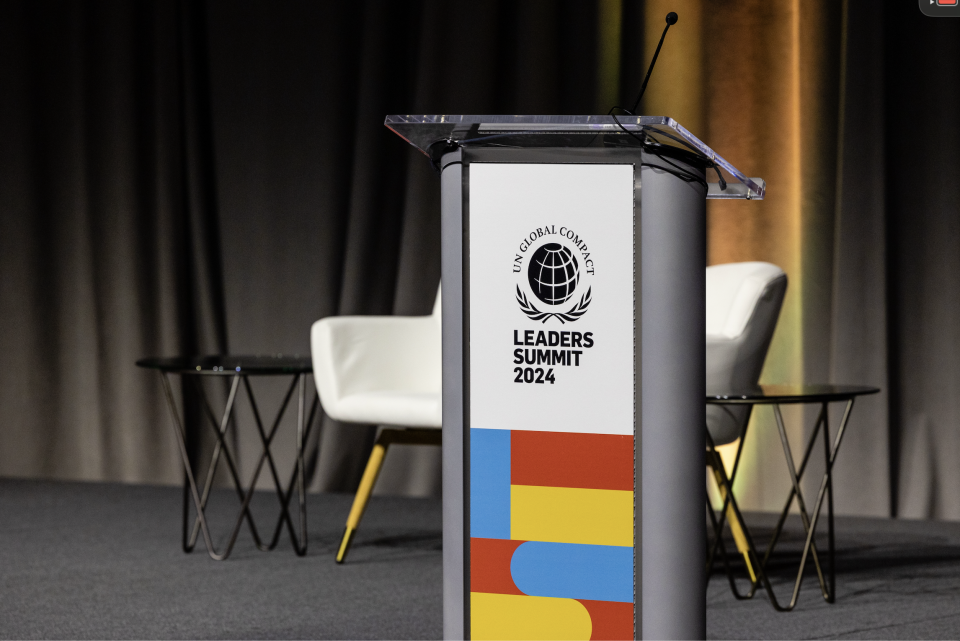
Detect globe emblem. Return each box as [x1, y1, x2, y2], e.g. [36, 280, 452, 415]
[528, 243, 580, 305]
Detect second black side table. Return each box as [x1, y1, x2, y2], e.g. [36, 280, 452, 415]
[705, 383, 880, 611]
[137, 355, 318, 560]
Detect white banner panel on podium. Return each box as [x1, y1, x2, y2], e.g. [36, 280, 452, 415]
[468, 163, 635, 436]
[466, 162, 637, 641]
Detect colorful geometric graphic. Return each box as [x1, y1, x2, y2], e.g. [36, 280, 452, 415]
[470, 428, 634, 641]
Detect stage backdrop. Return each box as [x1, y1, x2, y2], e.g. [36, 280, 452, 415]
[1, 0, 959, 519]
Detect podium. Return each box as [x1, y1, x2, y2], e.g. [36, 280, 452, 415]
[386, 115, 764, 640]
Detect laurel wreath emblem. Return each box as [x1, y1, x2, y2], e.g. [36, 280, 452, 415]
[516, 285, 592, 324]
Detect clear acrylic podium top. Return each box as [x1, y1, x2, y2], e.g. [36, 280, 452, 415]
[385, 114, 764, 200]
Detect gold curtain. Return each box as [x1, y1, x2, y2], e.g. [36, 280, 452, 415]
[633, 0, 846, 511]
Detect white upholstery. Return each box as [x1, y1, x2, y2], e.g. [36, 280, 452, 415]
[310, 289, 442, 429]
[706, 262, 787, 445]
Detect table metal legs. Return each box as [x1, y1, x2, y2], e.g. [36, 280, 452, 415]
[185, 374, 263, 552]
[706, 398, 856, 610]
[159, 372, 319, 560]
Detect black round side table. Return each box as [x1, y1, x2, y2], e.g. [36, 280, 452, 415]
[137, 355, 318, 560]
[705, 384, 880, 611]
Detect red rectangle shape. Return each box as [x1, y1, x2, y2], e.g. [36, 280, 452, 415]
[578, 600, 634, 640]
[511, 431, 633, 491]
[471, 538, 525, 595]
[938, 0, 958, 5]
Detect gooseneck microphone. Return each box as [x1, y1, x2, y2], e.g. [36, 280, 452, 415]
[609, 11, 724, 191]
[629, 12, 678, 114]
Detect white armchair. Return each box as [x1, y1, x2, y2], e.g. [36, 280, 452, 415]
[311, 289, 442, 563]
[706, 262, 788, 445]
[704, 262, 787, 582]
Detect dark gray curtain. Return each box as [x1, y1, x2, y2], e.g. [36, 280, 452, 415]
[5, 0, 960, 519]
[817, 0, 889, 517]
[804, 0, 960, 519]
[0, 0, 641, 494]
[201, 0, 645, 494]
[882, 1, 960, 519]
[0, 0, 225, 482]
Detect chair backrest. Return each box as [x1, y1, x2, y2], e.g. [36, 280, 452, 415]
[706, 262, 787, 445]
[310, 283, 443, 426]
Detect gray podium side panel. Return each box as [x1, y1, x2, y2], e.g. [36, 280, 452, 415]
[634, 164, 642, 639]
[640, 160, 707, 640]
[440, 150, 466, 641]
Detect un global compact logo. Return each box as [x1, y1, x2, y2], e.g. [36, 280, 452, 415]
[513, 226, 593, 324]
[529, 243, 579, 305]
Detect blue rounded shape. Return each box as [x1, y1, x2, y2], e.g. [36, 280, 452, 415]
[511, 541, 633, 603]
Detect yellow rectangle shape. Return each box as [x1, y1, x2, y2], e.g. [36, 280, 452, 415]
[511, 485, 633, 547]
[471, 593, 591, 641]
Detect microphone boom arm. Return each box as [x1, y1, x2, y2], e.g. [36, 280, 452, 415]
[630, 12, 678, 115]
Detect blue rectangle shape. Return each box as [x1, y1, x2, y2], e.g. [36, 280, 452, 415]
[511, 541, 634, 603]
[470, 428, 511, 539]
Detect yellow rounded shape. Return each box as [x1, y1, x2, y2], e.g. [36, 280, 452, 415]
[471, 592, 592, 641]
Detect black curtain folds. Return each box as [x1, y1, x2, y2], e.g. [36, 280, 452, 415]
[0, 0, 640, 493]
[3, 0, 960, 518]
[0, 0, 226, 482]
[193, 0, 647, 495]
[882, 1, 960, 519]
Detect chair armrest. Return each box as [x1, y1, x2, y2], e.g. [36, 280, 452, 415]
[311, 315, 441, 409]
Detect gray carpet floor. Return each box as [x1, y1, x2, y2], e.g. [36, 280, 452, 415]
[706, 513, 960, 639]
[2, 478, 960, 639]
[0, 479, 442, 640]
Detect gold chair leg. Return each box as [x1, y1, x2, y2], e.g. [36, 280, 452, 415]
[707, 450, 757, 583]
[336, 434, 390, 563]
[336, 427, 443, 563]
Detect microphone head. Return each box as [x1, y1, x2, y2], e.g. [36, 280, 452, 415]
[666, 12, 678, 25]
